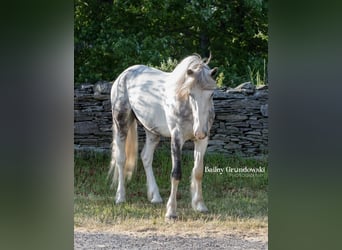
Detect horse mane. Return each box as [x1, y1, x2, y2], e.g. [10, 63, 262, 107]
[172, 54, 216, 100]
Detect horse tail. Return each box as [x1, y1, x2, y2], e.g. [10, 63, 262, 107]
[124, 119, 138, 181]
[108, 119, 138, 188]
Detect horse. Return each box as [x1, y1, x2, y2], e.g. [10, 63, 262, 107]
[109, 54, 217, 219]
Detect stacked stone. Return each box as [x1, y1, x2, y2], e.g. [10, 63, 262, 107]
[209, 82, 268, 156]
[74, 82, 113, 152]
[74, 81, 268, 157]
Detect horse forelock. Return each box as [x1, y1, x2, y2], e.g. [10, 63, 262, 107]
[174, 55, 216, 100]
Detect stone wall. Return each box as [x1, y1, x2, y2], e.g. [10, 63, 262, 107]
[74, 82, 268, 157]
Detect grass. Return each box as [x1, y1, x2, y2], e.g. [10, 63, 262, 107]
[247, 58, 267, 86]
[74, 148, 268, 236]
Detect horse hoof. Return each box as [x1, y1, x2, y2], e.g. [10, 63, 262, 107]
[165, 214, 178, 221]
[115, 198, 126, 204]
[151, 197, 163, 204]
[194, 203, 209, 213]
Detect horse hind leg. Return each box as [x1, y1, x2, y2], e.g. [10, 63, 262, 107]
[141, 130, 162, 203]
[110, 125, 127, 204]
[110, 109, 137, 204]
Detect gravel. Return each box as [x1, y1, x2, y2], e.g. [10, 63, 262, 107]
[74, 231, 267, 250]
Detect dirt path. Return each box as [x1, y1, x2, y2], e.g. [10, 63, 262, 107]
[74, 230, 267, 250]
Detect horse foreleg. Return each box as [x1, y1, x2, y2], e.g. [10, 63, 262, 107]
[166, 133, 183, 219]
[191, 138, 209, 213]
[141, 131, 162, 203]
[166, 178, 179, 219]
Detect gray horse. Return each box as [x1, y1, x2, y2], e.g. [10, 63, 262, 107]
[109, 54, 217, 219]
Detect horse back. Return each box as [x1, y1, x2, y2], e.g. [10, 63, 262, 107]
[113, 65, 171, 137]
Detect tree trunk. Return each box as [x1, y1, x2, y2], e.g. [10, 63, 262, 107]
[200, 33, 210, 58]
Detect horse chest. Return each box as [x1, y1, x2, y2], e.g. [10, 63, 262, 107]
[165, 103, 194, 138]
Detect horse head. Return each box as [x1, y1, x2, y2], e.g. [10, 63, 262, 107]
[176, 55, 218, 140]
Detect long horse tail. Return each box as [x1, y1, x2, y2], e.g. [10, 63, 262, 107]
[108, 119, 138, 188]
[123, 119, 138, 181]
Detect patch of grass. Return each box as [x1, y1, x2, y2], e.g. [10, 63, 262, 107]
[247, 58, 267, 86]
[74, 149, 268, 234]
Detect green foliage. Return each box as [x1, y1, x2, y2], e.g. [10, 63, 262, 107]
[216, 71, 225, 88]
[154, 57, 179, 72]
[248, 58, 267, 86]
[75, 0, 268, 87]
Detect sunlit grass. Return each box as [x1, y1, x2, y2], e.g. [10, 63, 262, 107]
[74, 149, 268, 234]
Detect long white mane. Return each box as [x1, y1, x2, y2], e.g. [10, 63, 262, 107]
[171, 54, 216, 99]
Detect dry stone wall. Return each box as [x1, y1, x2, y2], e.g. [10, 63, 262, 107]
[74, 82, 268, 157]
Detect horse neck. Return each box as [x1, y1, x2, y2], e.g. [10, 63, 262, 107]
[164, 72, 182, 97]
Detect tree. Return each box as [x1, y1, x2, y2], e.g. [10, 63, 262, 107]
[75, 0, 268, 87]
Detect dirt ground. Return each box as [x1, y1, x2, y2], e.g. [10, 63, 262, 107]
[74, 228, 267, 250]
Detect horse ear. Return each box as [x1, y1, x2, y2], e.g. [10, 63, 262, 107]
[187, 69, 194, 75]
[210, 67, 218, 78]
